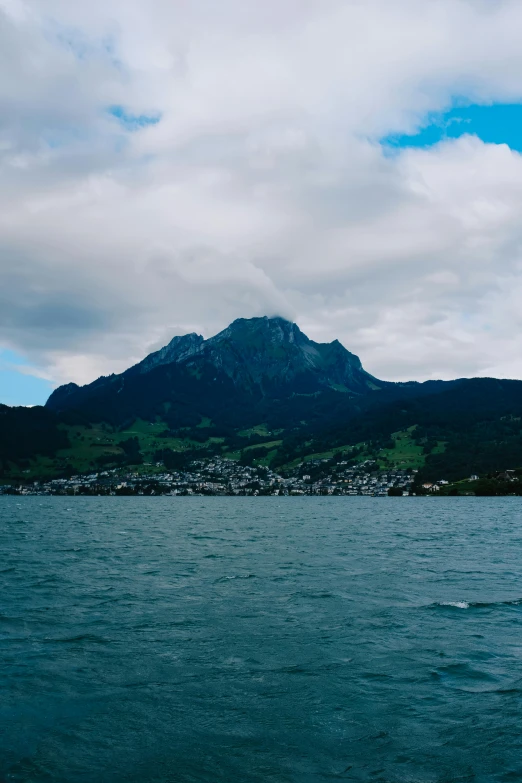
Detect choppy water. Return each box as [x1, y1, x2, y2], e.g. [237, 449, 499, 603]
[2, 498, 522, 782]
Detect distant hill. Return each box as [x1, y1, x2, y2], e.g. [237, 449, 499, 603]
[2, 316, 522, 484]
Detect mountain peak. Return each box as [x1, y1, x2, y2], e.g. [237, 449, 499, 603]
[219, 315, 296, 334]
[46, 315, 382, 413]
[193, 315, 376, 393]
[126, 332, 204, 376]
[209, 315, 303, 349]
[231, 315, 291, 327]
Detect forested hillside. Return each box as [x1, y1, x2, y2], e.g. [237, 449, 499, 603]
[2, 318, 522, 484]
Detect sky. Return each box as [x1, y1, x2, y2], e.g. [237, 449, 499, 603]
[3, 0, 522, 405]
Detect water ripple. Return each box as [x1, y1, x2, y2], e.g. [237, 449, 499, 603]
[2, 496, 522, 782]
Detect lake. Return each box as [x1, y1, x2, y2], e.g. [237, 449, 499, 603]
[2, 497, 522, 782]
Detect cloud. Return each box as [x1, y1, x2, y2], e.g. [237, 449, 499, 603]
[2, 0, 522, 392]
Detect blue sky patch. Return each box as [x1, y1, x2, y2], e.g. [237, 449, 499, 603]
[0, 350, 54, 408]
[382, 103, 522, 152]
[108, 105, 161, 131]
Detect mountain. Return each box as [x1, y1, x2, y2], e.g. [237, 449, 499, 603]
[47, 316, 382, 415]
[2, 315, 522, 486]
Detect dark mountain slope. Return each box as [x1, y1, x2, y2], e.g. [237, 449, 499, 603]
[277, 377, 522, 481]
[0, 404, 70, 473]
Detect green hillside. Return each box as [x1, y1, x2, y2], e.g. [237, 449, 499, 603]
[3, 318, 522, 485]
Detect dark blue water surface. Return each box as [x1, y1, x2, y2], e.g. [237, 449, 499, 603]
[2, 498, 522, 783]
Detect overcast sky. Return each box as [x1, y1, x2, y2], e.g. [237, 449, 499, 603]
[3, 0, 522, 404]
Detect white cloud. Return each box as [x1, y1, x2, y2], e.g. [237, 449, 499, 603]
[2, 0, 522, 390]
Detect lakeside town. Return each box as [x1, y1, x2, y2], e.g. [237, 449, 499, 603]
[0, 456, 420, 496]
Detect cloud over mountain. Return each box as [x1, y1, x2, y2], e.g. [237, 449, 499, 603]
[3, 0, 522, 392]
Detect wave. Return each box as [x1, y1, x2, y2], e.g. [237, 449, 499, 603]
[214, 573, 256, 582]
[431, 598, 522, 610]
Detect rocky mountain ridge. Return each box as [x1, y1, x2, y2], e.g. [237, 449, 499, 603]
[46, 316, 383, 411]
